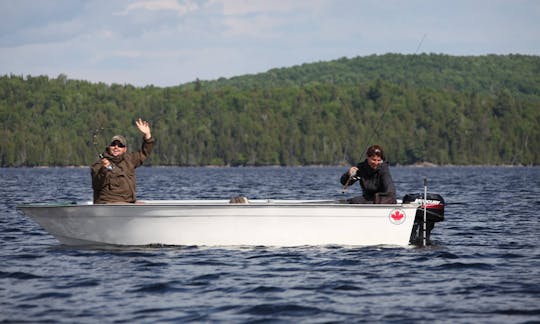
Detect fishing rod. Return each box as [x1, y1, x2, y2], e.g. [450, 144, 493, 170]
[92, 127, 112, 170]
[362, 34, 427, 154]
[341, 95, 392, 193]
[342, 35, 427, 193]
[92, 127, 105, 158]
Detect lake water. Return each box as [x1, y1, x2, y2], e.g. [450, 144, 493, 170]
[1, 166, 539, 323]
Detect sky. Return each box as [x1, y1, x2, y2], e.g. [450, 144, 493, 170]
[1, 0, 539, 87]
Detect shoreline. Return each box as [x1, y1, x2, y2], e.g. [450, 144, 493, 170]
[1, 164, 537, 169]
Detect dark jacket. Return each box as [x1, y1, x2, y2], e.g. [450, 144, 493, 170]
[91, 137, 154, 204]
[340, 160, 396, 203]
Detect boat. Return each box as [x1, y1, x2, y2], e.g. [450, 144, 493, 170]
[18, 195, 445, 247]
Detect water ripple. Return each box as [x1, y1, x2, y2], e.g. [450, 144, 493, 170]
[1, 166, 539, 323]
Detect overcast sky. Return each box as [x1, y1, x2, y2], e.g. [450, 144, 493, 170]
[1, 0, 538, 87]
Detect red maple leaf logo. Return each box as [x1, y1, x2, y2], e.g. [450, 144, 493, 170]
[391, 210, 404, 221]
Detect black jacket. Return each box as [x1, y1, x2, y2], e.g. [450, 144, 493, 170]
[340, 160, 396, 202]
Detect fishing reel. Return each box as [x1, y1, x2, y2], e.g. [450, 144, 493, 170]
[341, 172, 361, 193]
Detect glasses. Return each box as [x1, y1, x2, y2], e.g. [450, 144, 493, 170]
[109, 141, 126, 148]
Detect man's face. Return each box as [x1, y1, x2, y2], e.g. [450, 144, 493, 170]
[367, 155, 383, 170]
[109, 141, 127, 157]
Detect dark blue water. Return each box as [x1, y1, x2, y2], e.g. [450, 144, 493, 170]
[1, 166, 539, 323]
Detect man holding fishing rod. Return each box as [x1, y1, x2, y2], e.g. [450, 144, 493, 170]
[91, 118, 154, 204]
[340, 145, 396, 204]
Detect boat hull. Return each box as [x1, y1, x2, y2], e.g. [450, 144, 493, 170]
[19, 200, 419, 247]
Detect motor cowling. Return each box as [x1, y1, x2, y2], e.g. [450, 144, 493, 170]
[402, 193, 445, 245]
[402, 193, 445, 223]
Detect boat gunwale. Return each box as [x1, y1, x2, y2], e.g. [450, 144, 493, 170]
[18, 200, 420, 209]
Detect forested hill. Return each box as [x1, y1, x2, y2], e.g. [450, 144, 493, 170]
[1, 54, 539, 167]
[186, 54, 539, 96]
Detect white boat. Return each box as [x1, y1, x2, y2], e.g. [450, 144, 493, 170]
[17, 198, 442, 247]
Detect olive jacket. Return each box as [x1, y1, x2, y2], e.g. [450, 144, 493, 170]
[91, 137, 154, 204]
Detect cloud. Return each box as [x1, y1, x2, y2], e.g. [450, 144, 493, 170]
[216, 0, 325, 15]
[0, 0, 539, 86]
[116, 0, 199, 16]
[0, 0, 86, 46]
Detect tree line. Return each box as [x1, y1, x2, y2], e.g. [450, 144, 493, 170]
[1, 53, 539, 167]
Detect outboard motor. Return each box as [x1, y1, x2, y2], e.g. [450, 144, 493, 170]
[402, 193, 445, 245]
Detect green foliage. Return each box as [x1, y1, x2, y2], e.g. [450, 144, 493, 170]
[1, 54, 539, 166]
